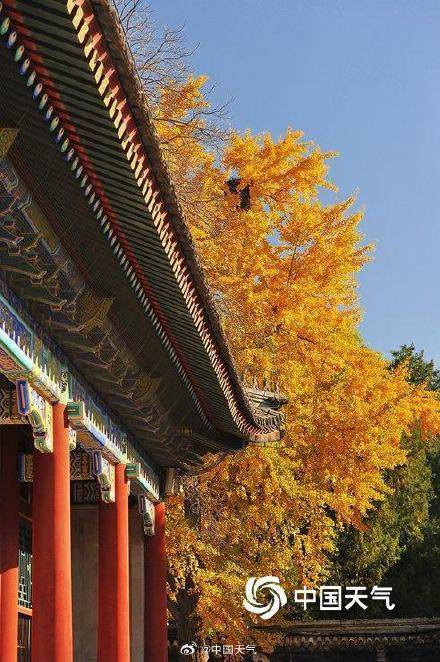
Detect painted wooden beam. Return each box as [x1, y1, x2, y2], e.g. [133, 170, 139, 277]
[0, 286, 160, 496]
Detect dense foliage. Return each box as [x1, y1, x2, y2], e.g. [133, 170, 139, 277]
[328, 346, 440, 619]
[116, 1, 440, 647]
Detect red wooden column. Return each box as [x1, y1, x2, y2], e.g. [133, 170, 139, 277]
[32, 403, 73, 662]
[98, 495, 116, 660]
[31, 441, 54, 660]
[144, 502, 168, 662]
[53, 404, 74, 659]
[0, 427, 20, 662]
[98, 463, 130, 662]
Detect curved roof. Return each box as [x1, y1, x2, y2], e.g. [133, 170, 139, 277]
[0, 0, 285, 466]
[256, 619, 440, 653]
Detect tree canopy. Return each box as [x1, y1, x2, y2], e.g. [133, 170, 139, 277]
[116, 0, 440, 647]
[328, 345, 440, 619]
[161, 79, 440, 644]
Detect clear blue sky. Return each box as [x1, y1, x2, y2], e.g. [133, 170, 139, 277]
[152, 0, 440, 364]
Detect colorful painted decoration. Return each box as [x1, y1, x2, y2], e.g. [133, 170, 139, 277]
[67, 394, 127, 462]
[0, 154, 178, 472]
[16, 378, 53, 453]
[126, 462, 141, 480]
[17, 453, 33, 482]
[70, 450, 93, 481]
[69, 426, 77, 451]
[138, 494, 155, 536]
[0, 290, 67, 404]
[0, 382, 21, 422]
[126, 445, 160, 501]
[16, 378, 30, 415]
[18, 449, 94, 483]
[92, 450, 115, 503]
[71, 480, 101, 505]
[0, 154, 160, 484]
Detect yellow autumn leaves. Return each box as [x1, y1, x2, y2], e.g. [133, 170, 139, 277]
[153, 75, 440, 641]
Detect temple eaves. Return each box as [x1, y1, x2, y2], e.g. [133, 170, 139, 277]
[0, 0, 286, 474]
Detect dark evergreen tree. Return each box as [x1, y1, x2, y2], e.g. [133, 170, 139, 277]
[327, 345, 440, 619]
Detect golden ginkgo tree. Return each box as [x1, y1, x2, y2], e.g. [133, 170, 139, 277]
[152, 75, 440, 646]
[115, 1, 440, 647]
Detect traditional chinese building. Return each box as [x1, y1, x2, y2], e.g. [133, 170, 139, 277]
[0, 1, 286, 660]
[259, 618, 440, 662]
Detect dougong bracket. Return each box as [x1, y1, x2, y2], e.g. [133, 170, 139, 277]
[92, 450, 115, 503]
[138, 494, 155, 536]
[16, 378, 53, 452]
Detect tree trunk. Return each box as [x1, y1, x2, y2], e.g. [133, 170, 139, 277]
[172, 578, 201, 660]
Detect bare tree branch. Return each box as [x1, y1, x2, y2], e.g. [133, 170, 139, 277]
[113, 0, 230, 149]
